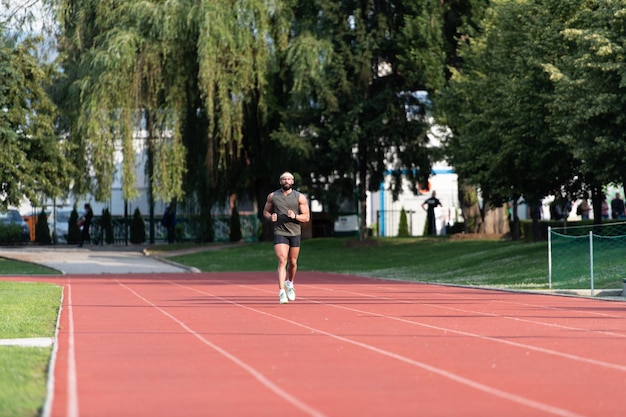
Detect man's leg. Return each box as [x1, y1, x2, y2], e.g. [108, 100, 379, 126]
[287, 246, 300, 283]
[274, 243, 289, 290]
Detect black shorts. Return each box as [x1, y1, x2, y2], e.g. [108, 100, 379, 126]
[274, 234, 301, 247]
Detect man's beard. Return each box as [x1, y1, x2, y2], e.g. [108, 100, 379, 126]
[282, 183, 292, 191]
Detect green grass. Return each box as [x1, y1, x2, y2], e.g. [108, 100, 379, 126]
[0, 282, 62, 417]
[168, 237, 551, 289]
[0, 258, 60, 276]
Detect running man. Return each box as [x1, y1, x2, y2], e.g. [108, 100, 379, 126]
[263, 172, 310, 304]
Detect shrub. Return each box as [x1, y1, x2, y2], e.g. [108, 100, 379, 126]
[67, 206, 81, 244]
[0, 224, 25, 245]
[35, 209, 51, 245]
[229, 205, 242, 242]
[130, 207, 146, 244]
[397, 207, 410, 237]
[101, 208, 114, 244]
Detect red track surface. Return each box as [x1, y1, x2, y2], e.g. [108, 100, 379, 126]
[12, 272, 626, 417]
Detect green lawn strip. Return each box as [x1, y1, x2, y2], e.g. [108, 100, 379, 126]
[168, 237, 550, 289]
[0, 282, 62, 417]
[0, 347, 51, 417]
[0, 257, 60, 276]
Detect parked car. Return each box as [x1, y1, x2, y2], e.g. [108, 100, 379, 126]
[0, 209, 31, 243]
[48, 208, 74, 244]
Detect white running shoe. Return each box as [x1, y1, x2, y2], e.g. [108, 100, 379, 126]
[286, 282, 296, 301]
[279, 289, 288, 304]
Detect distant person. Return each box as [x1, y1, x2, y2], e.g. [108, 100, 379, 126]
[611, 193, 625, 219]
[601, 196, 610, 220]
[422, 191, 442, 236]
[262, 171, 310, 304]
[78, 203, 93, 247]
[577, 195, 590, 220]
[161, 203, 176, 243]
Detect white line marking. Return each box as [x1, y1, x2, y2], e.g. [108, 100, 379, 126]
[169, 280, 587, 417]
[303, 284, 626, 372]
[0, 337, 53, 347]
[42, 286, 65, 417]
[66, 282, 79, 417]
[116, 280, 328, 417]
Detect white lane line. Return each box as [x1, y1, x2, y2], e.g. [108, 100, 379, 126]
[116, 280, 328, 417]
[66, 282, 79, 417]
[0, 337, 53, 347]
[300, 284, 626, 372]
[42, 285, 65, 417]
[169, 280, 587, 417]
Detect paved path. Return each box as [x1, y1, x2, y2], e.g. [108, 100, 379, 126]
[0, 245, 197, 275]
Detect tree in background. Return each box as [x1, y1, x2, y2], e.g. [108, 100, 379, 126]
[229, 204, 242, 243]
[67, 206, 81, 244]
[130, 208, 146, 244]
[0, 30, 72, 209]
[279, 1, 447, 240]
[101, 208, 114, 244]
[35, 209, 52, 244]
[397, 208, 410, 237]
[544, 0, 626, 224]
[438, 0, 579, 240]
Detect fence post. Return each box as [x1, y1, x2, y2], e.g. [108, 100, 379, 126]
[589, 231, 594, 297]
[547, 226, 552, 289]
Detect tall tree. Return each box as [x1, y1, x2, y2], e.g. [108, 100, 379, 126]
[0, 32, 72, 208]
[279, 0, 447, 240]
[544, 0, 626, 223]
[438, 0, 580, 239]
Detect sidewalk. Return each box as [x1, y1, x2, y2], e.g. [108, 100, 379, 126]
[0, 244, 198, 275]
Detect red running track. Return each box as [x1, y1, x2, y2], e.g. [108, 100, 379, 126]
[11, 272, 626, 417]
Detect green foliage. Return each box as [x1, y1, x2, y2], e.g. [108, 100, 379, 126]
[100, 208, 114, 244]
[397, 208, 410, 237]
[229, 205, 242, 242]
[0, 224, 25, 245]
[0, 33, 72, 209]
[438, 0, 578, 212]
[130, 207, 146, 244]
[35, 209, 51, 245]
[67, 206, 81, 244]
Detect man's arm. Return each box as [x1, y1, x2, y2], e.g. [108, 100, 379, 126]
[263, 193, 277, 222]
[295, 193, 310, 223]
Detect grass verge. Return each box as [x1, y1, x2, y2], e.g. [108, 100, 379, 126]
[167, 237, 551, 289]
[0, 257, 60, 276]
[0, 282, 62, 417]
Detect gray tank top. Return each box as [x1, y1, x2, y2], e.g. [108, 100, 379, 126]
[272, 189, 301, 236]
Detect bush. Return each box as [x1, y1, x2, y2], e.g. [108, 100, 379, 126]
[67, 206, 81, 244]
[35, 209, 51, 245]
[0, 224, 26, 245]
[229, 205, 242, 242]
[101, 208, 114, 244]
[397, 207, 410, 237]
[130, 207, 146, 244]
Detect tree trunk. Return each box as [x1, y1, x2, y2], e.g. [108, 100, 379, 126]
[483, 204, 510, 235]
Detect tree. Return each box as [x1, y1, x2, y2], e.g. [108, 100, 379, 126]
[101, 208, 114, 244]
[130, 207, 146, 244]
[544, 0, 626, 224]
[229, 204, 242, 242]
[67, 206, 80, 244]
[397, 208, 410, 237]
[438, 0, 579, 240]
[35, 209, 52, 244]
[0, 31, 72, 209]
[278, 1, 447, 240]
